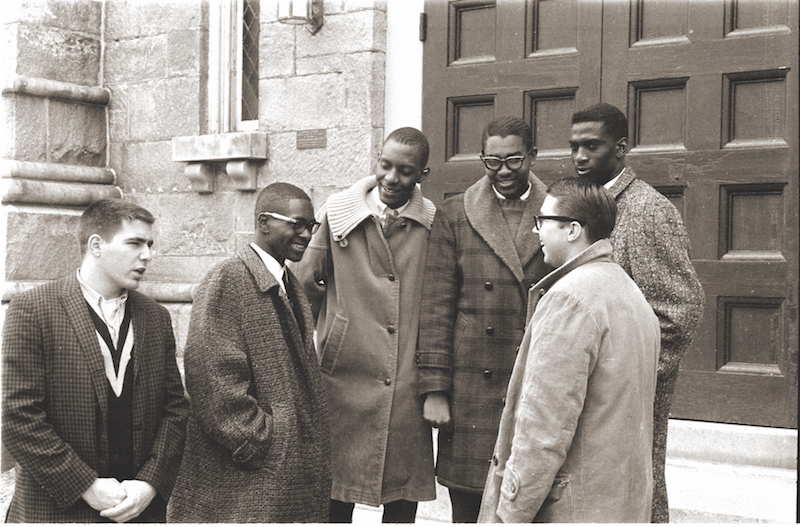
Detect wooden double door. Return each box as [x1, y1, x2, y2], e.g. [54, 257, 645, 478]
[421, 0, 798, 428]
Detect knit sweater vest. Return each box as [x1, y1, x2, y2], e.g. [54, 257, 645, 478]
[107, 358, 135, 480]
[499, 198, 526, 255]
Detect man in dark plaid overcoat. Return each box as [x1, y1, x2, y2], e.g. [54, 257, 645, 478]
[2, 199, 188, 522]
[416, 117, 552, 522]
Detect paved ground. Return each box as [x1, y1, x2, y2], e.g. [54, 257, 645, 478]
[2, 420, 796, 523]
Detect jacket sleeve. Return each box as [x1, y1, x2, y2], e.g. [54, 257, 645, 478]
[496, 291, 599, 523]
[416, 207, 460, 395]
[617, 196, 705, 378]
[134, 305, 189, 500]
[290, 211, 331, 322]
[181, 266, 273, 470]
[1, 294, 98, 509]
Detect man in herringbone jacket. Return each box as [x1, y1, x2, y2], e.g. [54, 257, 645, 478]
[2, 199, 188, 522]
[569, 103, 705, 523]
[167, 183, 331, 523]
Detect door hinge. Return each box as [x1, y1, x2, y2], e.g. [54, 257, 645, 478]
[419, 12, 427, 42]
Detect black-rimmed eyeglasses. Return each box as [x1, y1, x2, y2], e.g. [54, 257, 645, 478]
[480, 149, 532, 171]
[259, 212, 321, 234]
[533, 215, 583, 230]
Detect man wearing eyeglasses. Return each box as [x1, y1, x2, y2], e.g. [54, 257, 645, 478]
[570, 103, 704, 523]
[416, 117, 552, 522]
[167, 183, 332, 522]
[478, 177, 659, 523]
[293, 128, 437, 523]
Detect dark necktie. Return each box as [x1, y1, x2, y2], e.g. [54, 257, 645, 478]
[282, 271, 302, 326]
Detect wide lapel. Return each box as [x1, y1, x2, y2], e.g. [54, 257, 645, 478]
[129, 292, 145, 383]
[59, 275, 109, 421]
[514, 174, 547, 271]
[239, 246, 307, 352]
[463, 175, 524, 283]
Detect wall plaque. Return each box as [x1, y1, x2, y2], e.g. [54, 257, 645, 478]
[296, 129, 327, 149]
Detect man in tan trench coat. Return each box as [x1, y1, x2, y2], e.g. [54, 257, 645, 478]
[293, 127, 437, 522]
[478, 177, 659, 523]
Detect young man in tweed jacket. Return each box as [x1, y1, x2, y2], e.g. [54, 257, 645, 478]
[2, 199, 188, 522]
[416, 117, 552, 522]
[570, 103, 705, 523]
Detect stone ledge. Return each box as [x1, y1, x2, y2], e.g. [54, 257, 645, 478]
[171, 132, 269, 193]
[0, 160, 115, 185]
[2, 75, 110, 106]
[1, 179, 121, 207]
[2, 281, 197, 303]
[171, 132, 268, 162]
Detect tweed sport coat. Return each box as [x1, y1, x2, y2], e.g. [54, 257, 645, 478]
[167, 245, 331, 523]
[607, 167, 705, 522]
[416, 173, 553, 492]
[1, 274, 188, 522]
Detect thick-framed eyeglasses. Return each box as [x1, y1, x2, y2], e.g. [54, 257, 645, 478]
[480, 149, 532, 171]
[259, 212, 321, 234]
[533, 215, 583, 230]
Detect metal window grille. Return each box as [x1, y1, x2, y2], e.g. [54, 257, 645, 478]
[237, 0, 259, 127]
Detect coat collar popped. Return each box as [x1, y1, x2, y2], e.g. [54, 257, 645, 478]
[463, 173, 547, 284]
[525, 238, 614, 324]
[606, 166, 638, 200]
[325, 175, 436, 243]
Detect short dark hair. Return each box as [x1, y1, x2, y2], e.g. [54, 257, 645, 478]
[546, 177, 617, 243]
[481, 116, 533, 153]
[571, 103, 628, 142]
[385, 127, 430, 168]
[79, 199, 155, 256]
[255, 182, 311, 220]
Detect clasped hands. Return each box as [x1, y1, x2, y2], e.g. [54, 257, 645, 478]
[82, 477, 156, 523]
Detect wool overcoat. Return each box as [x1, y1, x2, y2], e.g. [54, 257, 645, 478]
[416, 173, 552, 492]
[166, 245, 331, 523]
[478, 240, 660, 523]
[292, 176, 437, 506]
[2, 274, 188, 522]
[607, 167, 705, 522]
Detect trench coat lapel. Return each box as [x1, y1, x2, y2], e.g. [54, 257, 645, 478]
[59, 275, 109, 422]
[464, 174, 545, 284]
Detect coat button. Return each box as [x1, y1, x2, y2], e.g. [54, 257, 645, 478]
[484, 281, 493, 291]
[483, 369, 492, 379]
[388, 273, 395, 281]
[486, 326, 494, 336]
[387, 325, 396, 334]
[492, 454, 499, 466]
[385, 378, 392, 386]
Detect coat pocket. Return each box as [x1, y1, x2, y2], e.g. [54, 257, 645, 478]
[320, 314, 348, 375]
[545, 475, 570, 502]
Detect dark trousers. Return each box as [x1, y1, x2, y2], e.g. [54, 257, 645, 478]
[447, 488, 482, 523]
[330, 499, 418, 523]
